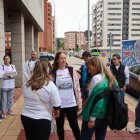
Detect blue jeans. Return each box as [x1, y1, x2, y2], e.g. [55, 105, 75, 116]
[81, 118, 108, 140]
[119, 90, 125, 103]
[135, 99, 140, 128]
[1, 88, 14, 112]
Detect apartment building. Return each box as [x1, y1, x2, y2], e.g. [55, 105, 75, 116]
[64, 31, 86, 50]
[39, 1, 54, 52]
[92, 0, 140, 51]
[129, 0, 140, 40]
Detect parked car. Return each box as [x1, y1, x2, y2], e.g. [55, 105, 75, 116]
[127, 64, 140, 97]
[38, 52, 55, 61]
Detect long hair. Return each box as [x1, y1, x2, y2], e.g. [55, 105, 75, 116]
[26, 59, 50, 90]
[86, 57, 116, 88]
[53, 50, 67, 71]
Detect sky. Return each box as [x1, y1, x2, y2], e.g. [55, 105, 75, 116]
[48, 0, 98, 38]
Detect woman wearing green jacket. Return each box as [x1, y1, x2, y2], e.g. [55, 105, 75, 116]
[81, 57, 116, 140]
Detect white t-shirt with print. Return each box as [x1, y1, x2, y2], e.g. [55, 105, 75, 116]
[0, 64, 17, 88]
[56, 68, 77, 108]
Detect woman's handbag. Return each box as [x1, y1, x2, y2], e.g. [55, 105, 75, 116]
[33, 90, 57, 133]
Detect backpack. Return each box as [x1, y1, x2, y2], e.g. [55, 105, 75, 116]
[91, 85, 128, 130]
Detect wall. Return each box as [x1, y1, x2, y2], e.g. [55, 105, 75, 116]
[22, 0, 44, 30]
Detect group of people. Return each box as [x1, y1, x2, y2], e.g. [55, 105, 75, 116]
[21, 50, 140, 140]
[0, 50, 139, 140]
[0, 55, 17, 122]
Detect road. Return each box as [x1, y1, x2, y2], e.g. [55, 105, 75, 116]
[66, 56, 136, 98]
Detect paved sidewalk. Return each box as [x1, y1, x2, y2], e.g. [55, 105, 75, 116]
[0, 88, 23, 140]
[3, 89, 138, 140]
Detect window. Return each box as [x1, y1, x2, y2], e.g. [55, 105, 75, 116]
[132, 19, 140, 21]
[108, 8, 121, 10]
[132, 13, 140, 16]
[131, 34, 140, 36]
[132, 24, 140, 26]
[132, 3, 140, 5]
[132, 8, 140, 10]
[108, 13, 121, 16]
[108, 29, 121, 31]
[108, 23, 121, 26]
[108, 2, 121, 5]
[131, 29, 140, 31]
[108, 18, 121, 21]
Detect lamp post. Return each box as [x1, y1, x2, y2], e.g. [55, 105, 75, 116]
[52, 0, 57, 53]
[79, 14, 92, 50]
[87, 0, 90, 52]
[79, 15, 86, 50]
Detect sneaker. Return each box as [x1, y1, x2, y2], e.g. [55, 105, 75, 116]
[7, 110, 16, 116]
[129, 127, 140, 133]
[2, 113, 6, 119]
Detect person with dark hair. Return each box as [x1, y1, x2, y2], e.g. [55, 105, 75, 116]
[0, 55, 17, 118]
[51, 50, 82, 140]
[110, 54, 129, 103]
[23, 50, 39, 82]
[81, 57, 117, 140]
[21, 59, 61, 140]
[79, 51, 91, 109]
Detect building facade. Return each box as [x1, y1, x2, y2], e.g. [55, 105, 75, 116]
[64, 31, 86, 50]
[39, 1, 54, 52]
[92, 0, 140, 52]
[0, 0, 44, 87]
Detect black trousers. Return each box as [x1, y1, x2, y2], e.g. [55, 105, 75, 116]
[56, 106, 80, 140]
[21, 115, 51, 140]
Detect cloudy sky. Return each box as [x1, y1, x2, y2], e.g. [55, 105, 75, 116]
[48, 0, 98, 37]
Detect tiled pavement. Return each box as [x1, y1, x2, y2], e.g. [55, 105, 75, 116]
[0, 89, 140, 140]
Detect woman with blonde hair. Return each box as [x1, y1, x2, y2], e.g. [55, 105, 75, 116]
[51, 50, 82, 140]
[81, 57, 117, 140]
[21, 59, 61, 140]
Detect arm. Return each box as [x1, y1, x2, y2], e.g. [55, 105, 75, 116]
[50, 82, 61, 118]
[9, 65, 17, 78]
[121, 66, 129, 91]
[50, 83, 61, 108]
[73, 70, 82, 112]
[23, 61, 30, 82]
[0, 65, 4, 79]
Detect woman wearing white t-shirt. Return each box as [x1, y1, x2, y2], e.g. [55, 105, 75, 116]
[0, 55, 17, 118]
[52, 51, 82, 140]
[21, 59, 61, 140]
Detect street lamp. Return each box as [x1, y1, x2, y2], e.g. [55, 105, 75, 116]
[79, 14, 92, 50]
[87, 0, 90, 52]
[79, 15, 86, 50]
[51, 0, 57, 53]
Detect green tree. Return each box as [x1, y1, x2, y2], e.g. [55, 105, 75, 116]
[57, 38, 64, 50]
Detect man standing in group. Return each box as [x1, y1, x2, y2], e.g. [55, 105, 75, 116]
[110, 54, 129, 103]
[23, 50, 39, 82]
[79, 51, 91, 111]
